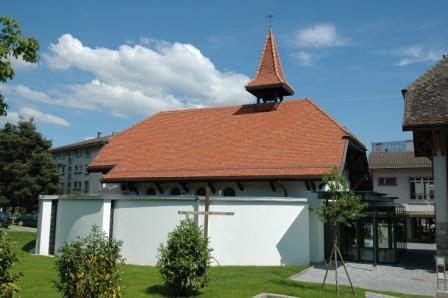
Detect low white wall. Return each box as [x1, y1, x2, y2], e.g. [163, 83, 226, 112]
[54, 199, 108, 252]
[40, 195, 313, 266]
[36, 197, 55, 255]
[205, 199, 309, 265]
[112, 198, 196, 265]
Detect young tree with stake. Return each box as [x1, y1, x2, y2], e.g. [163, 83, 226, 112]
[312, 167, 367, 295]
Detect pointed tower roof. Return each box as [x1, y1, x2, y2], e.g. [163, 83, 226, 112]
[245, 28, 294, 102]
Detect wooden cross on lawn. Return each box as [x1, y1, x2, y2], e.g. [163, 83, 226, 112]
[178, 187, 234, 238]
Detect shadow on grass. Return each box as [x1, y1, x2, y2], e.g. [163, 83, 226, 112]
[145, 285, 202, 297]
[22, 238, 36, 253]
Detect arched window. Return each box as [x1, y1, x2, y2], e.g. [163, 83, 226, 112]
[146, 187, 156, 195]
[195, 187, 206, 196]
[223, 187, 236, 197]
[170, 187, 181, 196]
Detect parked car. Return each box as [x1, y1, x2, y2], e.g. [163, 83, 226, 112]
[0, 212, 11, 228]
[16, 214, 38, 227]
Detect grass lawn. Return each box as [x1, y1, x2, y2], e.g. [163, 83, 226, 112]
[3, 229, 428, 298]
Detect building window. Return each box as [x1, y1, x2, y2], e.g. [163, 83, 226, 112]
[67, 182, 71, 193]
[146, 187, 156, 195]
[59, 164, 65, 175]
[68, 166, 72, 172]
[84, 181, 89, 193]
[67, 173, 71, 181]
[86, 149, 91, 158]
[378, 177, 396, 186]
[223, 187, 236, 197]
[85, 164, 89, 175]
[410, 177, 434, 200]
[75, 165, 82, 175]
[195, 187, 206, 196]
[170, 187, 181, 196]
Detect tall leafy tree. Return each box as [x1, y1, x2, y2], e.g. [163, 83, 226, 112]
[0, 16, 39, 115]
[0, 120, 59, 211]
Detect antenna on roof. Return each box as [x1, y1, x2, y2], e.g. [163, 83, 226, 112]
[266, 14, 274, 28]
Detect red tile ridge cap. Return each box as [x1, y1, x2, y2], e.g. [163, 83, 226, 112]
[158, 98, 308, 115]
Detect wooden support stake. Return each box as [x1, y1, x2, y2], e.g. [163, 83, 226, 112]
[321, 240, 357, 296]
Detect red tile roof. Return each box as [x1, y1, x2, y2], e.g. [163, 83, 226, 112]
[245, 28, 294, 97]
[88, 99, 362, 182]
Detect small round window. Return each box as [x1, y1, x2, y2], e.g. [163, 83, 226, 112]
[223, 187, 236, 197]
[170, 187, 181, 196]
[146, 187, 156, 195]
[195, 187, 206, 196]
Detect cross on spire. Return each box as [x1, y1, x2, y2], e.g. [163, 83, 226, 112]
[266, 14, 274, 28]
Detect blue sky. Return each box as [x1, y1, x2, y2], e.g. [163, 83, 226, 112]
[1, 0, 448, 149]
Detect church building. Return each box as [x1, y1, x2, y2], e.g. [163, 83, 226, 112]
[36, 28, 375, 266]
[88, 28, 370, 197]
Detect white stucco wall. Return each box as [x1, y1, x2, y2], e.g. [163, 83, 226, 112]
[203, 199, 309, 265]
[112, 198, 196, 265]
[54, 199, 109, 252]
[36, 198, 55, 255]
[39, 195, 316, 266]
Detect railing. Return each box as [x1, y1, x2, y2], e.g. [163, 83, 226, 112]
[410, 192, 434, 200]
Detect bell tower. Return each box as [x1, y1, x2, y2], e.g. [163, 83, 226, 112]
[245, 27, 294, 103]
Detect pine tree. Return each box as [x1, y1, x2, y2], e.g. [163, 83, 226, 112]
[0, 120, 59, 211]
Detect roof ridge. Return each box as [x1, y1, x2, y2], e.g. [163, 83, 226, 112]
[252, 28, 270, 83]
[50, 135, 111, 151]
[270, 29, 284, 83]
[404, 54, 448, 91]
[158, 98, 309, 114]
[304, 98, 365, 148]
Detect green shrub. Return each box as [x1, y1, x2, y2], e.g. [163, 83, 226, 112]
[0, 231, 21, 298]
[54, 225, 124, 298]
[157, 217, 212, 296]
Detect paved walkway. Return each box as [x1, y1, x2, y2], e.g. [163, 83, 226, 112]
[292, 243, 436, 297]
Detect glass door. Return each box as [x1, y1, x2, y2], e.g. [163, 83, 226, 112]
[359, 221, 374, 262]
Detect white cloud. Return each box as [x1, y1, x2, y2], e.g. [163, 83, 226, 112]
[293, 24, 348, 48]
[292, 50, 313, 65]
[7, 55, 38, 71]
[35, 34, 251, 117]
[3, 84, 53, 104]
[391, 45, 443, 66]
[1, 107, 70, 126]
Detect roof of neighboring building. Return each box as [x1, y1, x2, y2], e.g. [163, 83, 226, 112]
[368, 151, 432, 169]
[245, 28, 294, 98]
[88, 99, 364, 182]
[49, 135, 110, 153]
[402, 54, 448, 130]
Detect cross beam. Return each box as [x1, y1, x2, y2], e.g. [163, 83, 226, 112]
[178, 211, 234, 216]
[178, 186, 234, 238]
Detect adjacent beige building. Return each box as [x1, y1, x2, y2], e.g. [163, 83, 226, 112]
[368, 150, 435, 243]
[49, 133, 110, 195]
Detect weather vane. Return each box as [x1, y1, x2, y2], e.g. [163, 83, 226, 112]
[266, 14, 274, 27]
